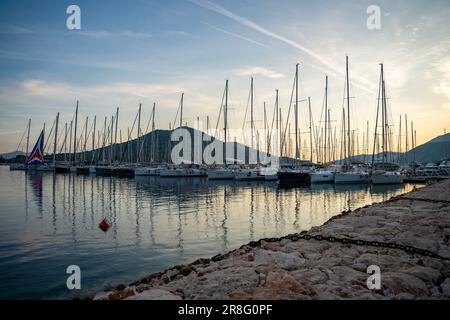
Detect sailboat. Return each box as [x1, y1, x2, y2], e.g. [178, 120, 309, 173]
[276, 64, 311, 185]
[334, 56, 369, 184]
[25, 129, 52, 171]
[370, 64, 404, 185]
[208, 80, 238, 180]
[233, 77, 265, 181]
[311, 75, 336, 183]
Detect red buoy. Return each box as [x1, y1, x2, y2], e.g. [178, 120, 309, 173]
[99, 218, 110, 232]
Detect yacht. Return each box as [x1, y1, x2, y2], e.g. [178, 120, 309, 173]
[207, 167, 236, 180]
[371, 163, 404, 185]
[134, 166, 160, 176]
[335, 169, 369, 184]
[235, 168, 265, 181]
[159, 164, 207, 177]
[259, 166, 279, 181]
[277, 165, 311, 185]
[371, 170, 404, 184]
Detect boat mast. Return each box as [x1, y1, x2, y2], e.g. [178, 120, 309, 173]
[72, 100, 79, 166]
[26, 118, 31, 156]
[64, 123, 68, 163]
[53, 112, 59, 166]
[411, 121, 415, 163]
[137, 103, 141, 164]
[109, 116, 114, 165]
[151, 102, 155, 163]
[264, 101, 267, 154]
[275, 90, 279, 157]
[180, 93, 184, 128]
[295, 63, 299, 159]
[102, 116, 106, 164]
[380, 64, 387, 163]
[250, 77, 254, 149]
[224, 79, 228, 145]
[327, 108, 331, 164]
[398, 115, 402, 162]
[91, 116, 96, 164]
[114, 107, 119, 163]
[345, 56, 351, 164]
[279, 107, 283, 157]
[405, 114, 408, 163]
[324, 75, 328, 164]
[308, 97, 313, 163]
[83, 116, 88, 163]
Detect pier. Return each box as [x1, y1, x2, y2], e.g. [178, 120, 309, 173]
[94, 179, 450, 300]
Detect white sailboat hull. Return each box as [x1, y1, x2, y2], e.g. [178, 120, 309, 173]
[310, 171, 335, 183]
[235, 170, 265, 181]
[159, 168, 206, 177]
[207, 169, 235, 180]
[334, 172, 368, 184]
[371, 172, 404, 185]
[135, 167, 159, 176]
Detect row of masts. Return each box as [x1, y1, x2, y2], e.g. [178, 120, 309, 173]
[18, 58, 419, 166]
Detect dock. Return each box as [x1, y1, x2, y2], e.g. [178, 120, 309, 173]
[96, 179, 449, 300]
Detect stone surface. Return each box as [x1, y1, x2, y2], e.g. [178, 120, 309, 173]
[94, 179, 450, 300]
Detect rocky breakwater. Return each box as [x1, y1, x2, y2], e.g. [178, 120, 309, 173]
[94, 180, 450, 300]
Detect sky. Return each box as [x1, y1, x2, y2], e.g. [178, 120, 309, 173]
[0, 0, 449, 154]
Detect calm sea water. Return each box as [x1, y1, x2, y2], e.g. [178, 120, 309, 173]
[0, 166, 419, 299]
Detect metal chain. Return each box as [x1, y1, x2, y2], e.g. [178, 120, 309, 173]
[246, 233, 450, 261]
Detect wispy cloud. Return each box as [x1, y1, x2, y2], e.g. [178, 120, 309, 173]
[233, 66, 283, 78]
[190, 0, 376, 93]
[0, 130, 22, 136]
[164, 30, 192, 37]
[0, 25, 34, 35]
[76, 30, 153, 39]
[19, 79, 180, 99]
[203, 22, 270, 49]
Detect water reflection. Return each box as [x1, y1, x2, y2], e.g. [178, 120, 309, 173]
[0, 166, 421, 299]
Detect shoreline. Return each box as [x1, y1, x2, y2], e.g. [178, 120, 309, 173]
[94, 180, 450, 300]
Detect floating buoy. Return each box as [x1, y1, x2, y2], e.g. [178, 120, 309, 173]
[99, 218, 110, 232]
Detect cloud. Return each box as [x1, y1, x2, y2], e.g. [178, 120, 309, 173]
[203, 22, 270, 49]
[233, 66, 283, 78]
[0, 25, 34, 34]
[189, 0, 376, 93]
[19, 80, 180, 100]
[164, 30, 192, 37]
[76, 30, 153, 39]
[0, 130, 22, 136]
[431, 59, 450, 100]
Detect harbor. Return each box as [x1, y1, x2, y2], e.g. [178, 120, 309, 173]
[1, 0, 450, 305]
[93, 178, 450, 300]
[0, 165, 427, 299]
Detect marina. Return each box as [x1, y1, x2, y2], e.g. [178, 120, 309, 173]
[1, 0, 449, 304]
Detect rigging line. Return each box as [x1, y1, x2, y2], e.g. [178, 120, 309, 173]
[241, 83, 252, 143]
[371, 66, 383, 169]
[43, 117, 56, 153]
[214, 84, 226, 138]
[267, 92, 277, 152]
[15, 125, 28, 152]
[138, 106, 155, 158]
[58, 123, 69, 155]
[173, 96, 182, 129]
[119, 109, 139, 163]
[281, 73, 296, 153]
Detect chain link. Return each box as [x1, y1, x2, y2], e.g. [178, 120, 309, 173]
[248, 233, 449, 261]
